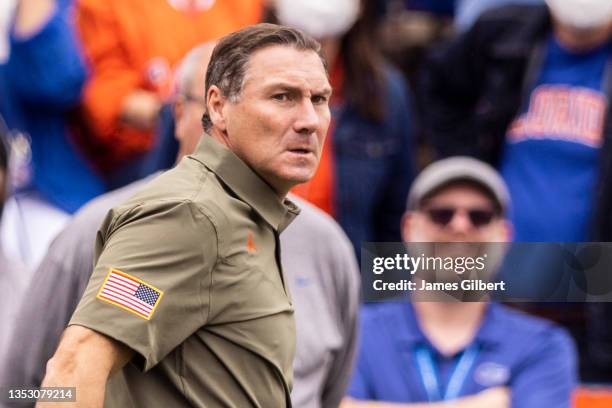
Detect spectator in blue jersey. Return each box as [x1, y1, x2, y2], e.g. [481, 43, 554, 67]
[343, 157, 577, 407]
[0, 0, 104, 269]
[417, 0, 612, 380]
[420, 0, 612, 244]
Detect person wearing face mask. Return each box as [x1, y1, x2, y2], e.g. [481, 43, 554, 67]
[418, 0, 612, 381]
[342, 157, 577, 408]
[273, 0, 416, 261]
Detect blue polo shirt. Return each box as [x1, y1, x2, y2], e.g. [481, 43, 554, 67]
[348, 302, 576, 407]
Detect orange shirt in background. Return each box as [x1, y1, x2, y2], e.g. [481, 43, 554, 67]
[291, 120, 337, 216]
[76, 0, 262, 168]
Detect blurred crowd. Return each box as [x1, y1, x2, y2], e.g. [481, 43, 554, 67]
[1, 0, 612, 407]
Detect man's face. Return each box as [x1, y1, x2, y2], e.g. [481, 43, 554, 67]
[175, 92, 207, 160]
[403, 182, 509, 244]
[211, 45, 332, 195]
[402, 183, 510, 285]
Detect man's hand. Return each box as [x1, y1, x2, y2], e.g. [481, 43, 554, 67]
[454, 387, 510, 408]
[36, 325, 133, 407]
[14, 0, 57, 37]
[341, 387, 510, 408]
[120, 90, 162, 130]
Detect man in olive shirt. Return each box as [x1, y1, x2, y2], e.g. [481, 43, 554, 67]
[39, 24, 332, 407]
[2, 42, 359, 408]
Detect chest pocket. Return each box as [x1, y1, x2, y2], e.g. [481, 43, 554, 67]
[209, 243, 292, 324]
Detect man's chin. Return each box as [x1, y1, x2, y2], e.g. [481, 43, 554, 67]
[282, 166, 318, 184]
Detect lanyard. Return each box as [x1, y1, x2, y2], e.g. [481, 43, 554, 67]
[414, 344, 479, 402]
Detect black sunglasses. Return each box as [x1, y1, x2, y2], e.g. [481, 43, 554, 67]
[424, 207, 497, 228]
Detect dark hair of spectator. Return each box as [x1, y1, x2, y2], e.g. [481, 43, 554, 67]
[201, 23, 326, 133]
[0, 115, 9, 172]
[339, 0, 386, 122]
[0, 115, 9, 219]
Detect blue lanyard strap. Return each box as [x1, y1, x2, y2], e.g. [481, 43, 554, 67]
[415, 344, 480, 402]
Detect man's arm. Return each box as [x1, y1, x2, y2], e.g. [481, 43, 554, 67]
[9, 0, 86, 107]
[37, 326, 133, 408]
[77, 0, 160, 155]
[510, 326, 576, 408]
[341, 387, 510, 408]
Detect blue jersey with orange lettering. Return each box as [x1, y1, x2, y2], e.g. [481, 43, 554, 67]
[500, 35, 611, 241]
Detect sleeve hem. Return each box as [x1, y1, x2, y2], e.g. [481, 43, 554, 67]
[68, 320, 158, 372]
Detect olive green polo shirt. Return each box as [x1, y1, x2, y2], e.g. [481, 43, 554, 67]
[70, 135, 300, 407]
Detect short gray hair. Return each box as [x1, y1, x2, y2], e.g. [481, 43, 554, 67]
[176, 42, 216, 96]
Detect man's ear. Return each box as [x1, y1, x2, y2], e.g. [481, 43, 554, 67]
[174, 97, 184, 125]
[207, 85, 227, 132]
[400, 211, 413, 243]
[501, 219, 513, 243]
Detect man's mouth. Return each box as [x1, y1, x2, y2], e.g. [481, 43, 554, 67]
[288, 147, 313, 155]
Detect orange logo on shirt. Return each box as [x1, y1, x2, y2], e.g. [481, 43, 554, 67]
[247, 231, 257, 253]
[508, 84, 607, 148]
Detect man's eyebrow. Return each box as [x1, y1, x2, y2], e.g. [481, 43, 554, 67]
[315, 86, 333, 97]
[263, 82, 333, 96]
[265, 83, 302, 93]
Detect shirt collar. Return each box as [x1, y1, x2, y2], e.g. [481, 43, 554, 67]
[392, 302, 503, 352]
[190, 135, 300, 232]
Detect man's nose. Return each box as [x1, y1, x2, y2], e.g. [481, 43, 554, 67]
[293, 98, 321, 134]
[447, 210, 473, 233]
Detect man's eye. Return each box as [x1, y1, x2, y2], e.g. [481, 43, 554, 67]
[312, 95, 328, 104]
[272, 93, 289, 101]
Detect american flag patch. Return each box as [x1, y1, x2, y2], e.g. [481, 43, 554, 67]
[96, 269, 164, 320]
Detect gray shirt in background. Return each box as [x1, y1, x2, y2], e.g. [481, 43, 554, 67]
[283, 195, 360, 408]
[0, 175, 360, 408]
[0, 248, 29, 363]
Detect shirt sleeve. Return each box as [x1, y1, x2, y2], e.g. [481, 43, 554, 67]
[510, 326, 577, 408]
[69, 200, 218, 372]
